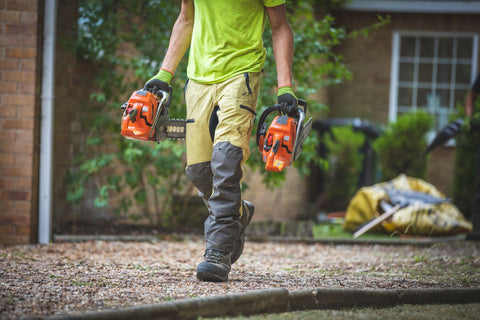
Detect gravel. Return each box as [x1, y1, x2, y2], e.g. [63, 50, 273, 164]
[1, 236, 479, 319]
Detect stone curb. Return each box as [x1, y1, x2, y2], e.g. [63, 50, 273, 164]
[46, 288, 480, 320]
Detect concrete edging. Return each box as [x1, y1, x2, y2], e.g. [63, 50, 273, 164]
[46, 288, 480, 320]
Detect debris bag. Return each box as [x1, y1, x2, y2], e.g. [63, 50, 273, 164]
[343, 174, 473, 236]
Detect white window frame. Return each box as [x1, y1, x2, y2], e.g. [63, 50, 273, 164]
[389, 31, 479, 130]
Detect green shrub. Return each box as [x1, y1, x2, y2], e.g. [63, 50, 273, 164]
[373, 112, 434, 181]
[452, 103, 480, 219]
[321, 126, 365, 211]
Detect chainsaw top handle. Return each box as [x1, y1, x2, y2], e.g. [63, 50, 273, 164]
[255, 99, 307, 148]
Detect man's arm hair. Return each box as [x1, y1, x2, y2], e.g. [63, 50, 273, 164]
[160, 0, 194, 74]
[266, 4, 294, 88]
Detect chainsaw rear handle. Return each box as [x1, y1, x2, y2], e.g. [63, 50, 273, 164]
[255, 99, 307, 148]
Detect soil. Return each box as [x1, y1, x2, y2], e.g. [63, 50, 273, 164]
[1, 236, 479, 319]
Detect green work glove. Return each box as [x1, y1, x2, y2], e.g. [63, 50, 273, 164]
[277, 86, 298, 116]
[144, 69, 173, 98]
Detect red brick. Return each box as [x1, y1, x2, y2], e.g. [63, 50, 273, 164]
[0, 103, 18, 117]
[0, 190, 29, 201]
[0, 153, 15, 165]
[0, 225, 14, 236]
[0, 177, 15, 189]
[19, 59, 35, 71]
[17, 35, 37, 47]
[14, 201, 31, 212]
[3, 70, 35, 82]
[0, 200, 15, 213]
[19, 82, 34, 94]
[16, 130, 34, 142]
[6, 0, 38, 11]
[0, 131, 15, 141]
[4, 24, 37, 35]
[0, 166, 32, 178]
[0, 58, 20, 70]
[0, 212, 30, 224]
[15, 177, 31, 189]
[20, 11, 37, 24]
[15, 154, 33, 165]
[15, 225, 31, 236]
[0, 235, 30, 245]
[0, 141, 33, 154]
[15, 106, 35, 118]
[1, 119, 34, 130]
[5, 47, 36, 58]
[0, 11, 20, 23]
[0, 81, 17, 93]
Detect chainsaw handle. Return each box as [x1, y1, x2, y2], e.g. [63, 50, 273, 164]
[256, 105, 279, 149]
[255, 100, 307, 149]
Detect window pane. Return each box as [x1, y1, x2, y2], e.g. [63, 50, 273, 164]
[455, 64, 472, 84]
[420, 37, 434, 58]
[436, 63, 452, 84]
[400, 36, 416, 57]
[398, 87, 413, 106]
[454, 89, 469, 107]
[399, 62, 414, 82]
[438, 38, 453, 58]
[436, 89, 450, 108]
[457, 38, 473, 59]
[418, 63, 433, 82]
[417, 88, 432, 107]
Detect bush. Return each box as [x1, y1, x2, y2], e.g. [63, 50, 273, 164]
[373, 112, 434, 181]
[452, 103, 480, 219]
[321, 126, 365, 211]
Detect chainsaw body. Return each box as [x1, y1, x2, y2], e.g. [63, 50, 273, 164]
[256, 100, 312, 172]
[121, 89, 185, 141]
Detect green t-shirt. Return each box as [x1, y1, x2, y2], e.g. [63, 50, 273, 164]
[187, 0, 285, 84]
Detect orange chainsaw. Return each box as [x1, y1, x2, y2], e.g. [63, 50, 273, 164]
[256, 99, 312, 172]
[120, 89, 185, 141]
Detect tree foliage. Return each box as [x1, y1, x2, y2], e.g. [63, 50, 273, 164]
[66, 0, 389, 225]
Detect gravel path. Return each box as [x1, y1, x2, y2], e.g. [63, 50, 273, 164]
[1, 237, 479, 319]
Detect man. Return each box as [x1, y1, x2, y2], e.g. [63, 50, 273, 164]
[144, 0, 297, 281]
[466, 72, 480, 240]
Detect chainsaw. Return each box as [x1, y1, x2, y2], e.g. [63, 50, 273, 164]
[256, 99, 312, 172]
[120, 89, 186, 141]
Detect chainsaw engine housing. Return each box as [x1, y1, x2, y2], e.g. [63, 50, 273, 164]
[120, 89, 185, 141]
[258, 115, 297, 172]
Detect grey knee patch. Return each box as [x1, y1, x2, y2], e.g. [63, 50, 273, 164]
[186, 162, 213, 199]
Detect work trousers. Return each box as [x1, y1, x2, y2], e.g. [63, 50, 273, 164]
[184, 72, 261, 253]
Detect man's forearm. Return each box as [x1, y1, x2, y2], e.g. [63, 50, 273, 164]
[161, 0, 194, 73]
[267, 5, 294, 88]
[466, 91, 478, 116]
[272, 25, 294, 88]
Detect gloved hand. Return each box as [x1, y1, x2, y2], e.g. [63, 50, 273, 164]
[277, 86, 298, 116]
[144, 69, 173, 98]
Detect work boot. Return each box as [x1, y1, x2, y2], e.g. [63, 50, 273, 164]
[231, 200, 255, 264]
[196, 249, 231, 282]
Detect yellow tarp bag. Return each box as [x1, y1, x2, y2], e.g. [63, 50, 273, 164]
[343, 174, 473, 236]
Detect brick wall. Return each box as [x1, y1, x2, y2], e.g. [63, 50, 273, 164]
[0, 0, 43, 245]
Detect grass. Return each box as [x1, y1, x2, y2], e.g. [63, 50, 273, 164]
[208, 303, 480, 320]
[312, 223, 395, 240]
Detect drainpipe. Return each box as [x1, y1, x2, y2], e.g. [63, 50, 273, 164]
[38, 0, 57, 244]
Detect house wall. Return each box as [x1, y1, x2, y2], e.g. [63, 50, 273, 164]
[328, 11, 480, 196]
[0, 0, 43, 245]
